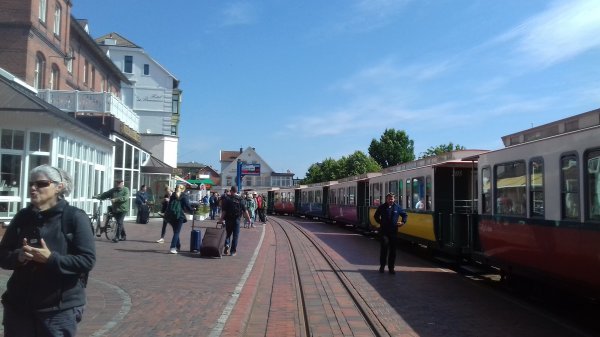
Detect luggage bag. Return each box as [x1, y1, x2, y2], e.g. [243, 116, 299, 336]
[200, 223, 226, 258]
[190, 216, 201, 252]
[137, 204, 150, 224]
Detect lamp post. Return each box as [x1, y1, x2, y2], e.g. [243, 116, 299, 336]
[236, 159, 243, 193]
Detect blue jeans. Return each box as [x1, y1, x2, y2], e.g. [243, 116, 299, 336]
[170, 218, 184, 250]
[224, 217, 241, 253]
[3, 303, 84, 337]
[160, 218, 168, 239]
[114, 211, 126, 239]
[210, 206, 217, 220]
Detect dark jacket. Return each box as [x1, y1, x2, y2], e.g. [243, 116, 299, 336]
[374, 202, 408, 235]
[223, 194, 247, 221]
[168, 193, 195, 223]
[135, 190, 147, 207]
[0, 199, 96, 312]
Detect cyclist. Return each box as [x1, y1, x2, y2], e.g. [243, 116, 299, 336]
[94, 179, 130, 243]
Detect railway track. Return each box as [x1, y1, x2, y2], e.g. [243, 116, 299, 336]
[242, 216, 392, 337]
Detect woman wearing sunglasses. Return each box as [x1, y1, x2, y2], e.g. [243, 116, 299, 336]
[0, 164, 96, 336]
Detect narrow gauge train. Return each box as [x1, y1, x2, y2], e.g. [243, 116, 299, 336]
[268, 109, 600, 295]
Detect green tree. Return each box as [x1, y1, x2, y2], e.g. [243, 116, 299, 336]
[303, 158, 340, 184]
[339, 151, 381, 177]
[419, 142, 465, 158]
[368, 129, 415, 168]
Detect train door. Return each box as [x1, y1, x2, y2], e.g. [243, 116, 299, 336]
[434, 165, 478, 256]
[357, 180, 369, 230]
[294, 188, 301, 215]
[322, 186, 330, 219]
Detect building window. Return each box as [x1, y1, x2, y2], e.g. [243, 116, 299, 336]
[91, 66, 96, 90]
[124, 56, 133, 73]
[49, 64, 59, 90]
[39, 0, 47, 23]
[170, 125, 177, 136]
[172, 93, 179, 114]
[66, 48, 73, 73]
[100, 76, 105, 92]
[53, 4, 61, 36]
[83, 60, 88, 84]
[34, 53, 46, 89]
[561, 154, 579, 219]
[143, 64, 150, 75]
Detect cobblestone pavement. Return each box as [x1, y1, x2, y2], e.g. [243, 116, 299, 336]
[0, 215, 597, 337]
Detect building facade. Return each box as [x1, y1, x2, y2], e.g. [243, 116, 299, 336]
[95, 32, 181, 169]
[219, 147, 294, 192]
[0, 1, 159, 219]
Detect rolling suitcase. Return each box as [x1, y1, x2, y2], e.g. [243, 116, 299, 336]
[190, 216, 201, 252]
[137, 204, 150, 224]
[200, 223, 226, 258]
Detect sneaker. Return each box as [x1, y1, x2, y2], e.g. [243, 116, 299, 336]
[156, 238, 164, 243]
[231, 252, 237, 256]
[112, 238, 119, 243]
[223, 245, 230, 255]
[379, 266, 385, 273]
[169, 248, 178, 254]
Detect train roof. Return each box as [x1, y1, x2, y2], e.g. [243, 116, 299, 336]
[501, 107, 600, 147]
[337, 172, 382, 183]
[382, 150, 487, 174]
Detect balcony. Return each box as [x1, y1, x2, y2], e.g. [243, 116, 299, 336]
[37, 90, 140, 132]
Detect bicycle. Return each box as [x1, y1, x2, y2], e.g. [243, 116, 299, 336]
[90, 201, 118, 241]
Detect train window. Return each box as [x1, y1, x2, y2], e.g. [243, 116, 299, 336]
[529, 158, 544, 217]
[338, 188, 344, 205]
[426, 176, 432, 210]
[308, 190, 314, 203]
[481, 167, 491, 214]
[302, 191, 307, 203]
[349, 186, 356, 205]
[315, 190, 322, 204]
[329, 189, 336, 204]
[406, 179, 411, 209]
[371, 182, 381, 206]
[585, 150, 600, 221]
[388, 181, 398, 197]
[412, 177, 425, 209]
[561, 155, 579, 219]
[398, 180, 403, 206]
[494, 161, 526, 216]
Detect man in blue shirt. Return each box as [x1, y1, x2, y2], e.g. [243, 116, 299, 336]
[374, 193, 407, 274]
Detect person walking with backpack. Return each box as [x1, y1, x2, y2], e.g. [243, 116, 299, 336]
[220, 186, 251, 256]
[0, 164, 96, 336]
[94, 179, 130, 242]
[156, 185, 173, 243]
[165, 184, 195, 254]
[244, 193, 256, 228]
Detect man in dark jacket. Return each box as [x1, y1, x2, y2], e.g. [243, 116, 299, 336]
[374, 193, 407, 274]
[135, 185, 148, 224]
[220, 186, 250, 256]
[95, 179, 130, 242]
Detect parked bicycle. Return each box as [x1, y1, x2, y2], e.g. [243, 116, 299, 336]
[90, 201, 118, 241]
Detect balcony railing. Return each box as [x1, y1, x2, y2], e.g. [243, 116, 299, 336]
[37, 90, 140, 132]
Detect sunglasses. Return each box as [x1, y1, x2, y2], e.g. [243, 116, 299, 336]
[28, 180, 57, 189]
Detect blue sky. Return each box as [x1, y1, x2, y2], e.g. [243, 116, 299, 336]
[73, 0, 600, 178]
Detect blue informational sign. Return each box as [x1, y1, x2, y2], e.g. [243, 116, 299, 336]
[241, 164, 261, 176]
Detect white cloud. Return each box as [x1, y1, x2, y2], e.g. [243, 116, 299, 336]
[221, 2, 257, 27]
[329, 0, 412, 34]
[498, 0, 600, 68]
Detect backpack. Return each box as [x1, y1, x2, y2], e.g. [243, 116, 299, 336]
[165, 197, 183, 223]
[228, 195, 243, 219]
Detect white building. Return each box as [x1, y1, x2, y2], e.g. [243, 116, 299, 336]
[219, 147, 294, 192]
[0, 68, 114, 221]
[95, 33, 181, 168]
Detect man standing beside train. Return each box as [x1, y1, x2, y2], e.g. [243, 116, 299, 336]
[374, 192, 407, 274]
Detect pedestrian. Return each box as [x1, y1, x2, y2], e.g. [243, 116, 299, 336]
[165, 184, 195, 254]
[245, 193, 256, 228]
[220, 186, 251, 256]
[0, 164, 95, 336]
[156, 185, 172, 243]
[373, 193, 407, 275]
[135, 184, 148, 223]
[95, 179, 130, 242]
[209, 191, 218, 220]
